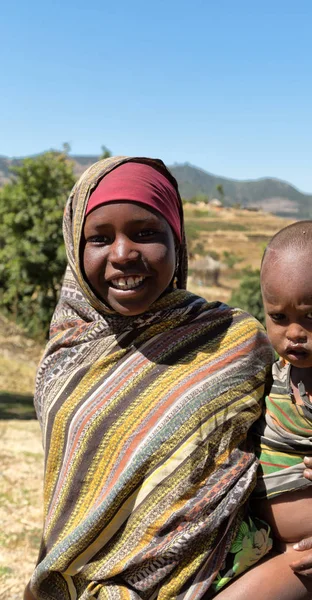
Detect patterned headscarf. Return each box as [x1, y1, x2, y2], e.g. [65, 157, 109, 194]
[63, 156, 188, 315]
[85, 161, 182, 243]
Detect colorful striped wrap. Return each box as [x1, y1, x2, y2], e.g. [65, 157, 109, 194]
[254, 359, 312, 499]
[30, 157, 273, 599]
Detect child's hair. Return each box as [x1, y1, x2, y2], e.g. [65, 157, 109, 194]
[261, 220, 312, 270]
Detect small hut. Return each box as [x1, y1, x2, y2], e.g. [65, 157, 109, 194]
[208, 198, 223, 208]
[189, 256, 221, 286]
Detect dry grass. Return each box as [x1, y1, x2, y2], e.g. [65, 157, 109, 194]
[0, 313, 42, 397]
[0, 315, 43, 598]
[0, 420, 43, 599]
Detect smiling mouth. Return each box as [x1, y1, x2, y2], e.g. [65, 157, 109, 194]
[109, 276, 146, 290]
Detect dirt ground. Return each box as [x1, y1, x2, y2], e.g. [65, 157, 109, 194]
[0, 312, 43, 598]
[0, 420, 43, 599]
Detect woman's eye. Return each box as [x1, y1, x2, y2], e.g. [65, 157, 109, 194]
[87, 235, 110, 244]
[137, 229, 157, 238]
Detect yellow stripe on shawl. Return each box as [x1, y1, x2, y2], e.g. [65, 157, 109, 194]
[66, 315, 257, 522]
[45, 315, 260, 529]
[60, 335, 250, 534]
[43, 333, 120, 443]
[44, 348, 129, 514]
[44, 313, 264, 567]
[63, 574, 78, 600]
[45, 357, 160, 536]
[86, 393, 259, 578]
[158, 547, 212, 600]
[64, 388, 260, 576]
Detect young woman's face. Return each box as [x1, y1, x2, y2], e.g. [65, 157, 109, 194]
[261, 250, 312, 368]
[83, 201, 177, 316]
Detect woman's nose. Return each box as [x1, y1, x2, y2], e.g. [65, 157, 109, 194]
[286, 323, 307, 344]
[109, 235, 140, 263]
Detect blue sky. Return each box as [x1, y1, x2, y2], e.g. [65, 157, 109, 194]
[1, 0, 312, 192]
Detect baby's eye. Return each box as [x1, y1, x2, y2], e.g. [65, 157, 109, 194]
[306, 312, 312, 320]
[269, 313, 285, 322]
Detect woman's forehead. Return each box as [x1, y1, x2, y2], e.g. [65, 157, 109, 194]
[84, 201, 172, 227]
[83, 160, 182, 242]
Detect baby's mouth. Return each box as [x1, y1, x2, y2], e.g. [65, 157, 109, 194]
[109, 276, 146, 290]
[286, 345, 309, 359]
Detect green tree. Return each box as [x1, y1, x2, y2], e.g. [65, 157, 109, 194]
[222, 250, 243, 270]
[207, 250, 220, 261]
[0, 151, 76, 338]
[184, 221, 201, 258]
[100, 145, 112, 159]
[193, 241, 206, 256]
[62, 142, 71, 154]
[216, 183, 224, 203]
[230, 268, 265, 326]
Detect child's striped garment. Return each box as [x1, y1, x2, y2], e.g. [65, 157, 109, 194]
[254, 358, 312, 499]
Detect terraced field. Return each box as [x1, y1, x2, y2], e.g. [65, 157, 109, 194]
[184, 204, 292, 302]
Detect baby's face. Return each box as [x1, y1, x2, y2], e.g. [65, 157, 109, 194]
[261, 249, 312, 368]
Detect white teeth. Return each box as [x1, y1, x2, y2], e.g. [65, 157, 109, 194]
[111, 276, 145, 290]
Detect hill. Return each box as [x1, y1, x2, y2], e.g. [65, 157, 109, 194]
[171, 163, 312, 219]
[1, 154, 311, 219]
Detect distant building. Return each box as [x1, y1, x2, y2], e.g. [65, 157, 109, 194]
[209, 198, 223, 208]
[189, 256, 221, 286]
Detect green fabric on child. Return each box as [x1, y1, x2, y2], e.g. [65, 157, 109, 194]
[210, 515, 272, 595]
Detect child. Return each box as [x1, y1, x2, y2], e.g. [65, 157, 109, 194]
[215, 221, 312, 599]
[25, 157, 274, 599]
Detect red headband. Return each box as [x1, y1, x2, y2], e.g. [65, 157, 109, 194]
[85, 162, 182, 242]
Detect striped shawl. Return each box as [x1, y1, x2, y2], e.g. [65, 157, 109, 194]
[30, 157, 273, 600]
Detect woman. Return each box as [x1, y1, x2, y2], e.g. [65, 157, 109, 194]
[25, 156, 273, 599]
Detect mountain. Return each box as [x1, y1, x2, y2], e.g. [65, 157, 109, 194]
[170, 163, 312, 219]
[1, 154, 311, 219]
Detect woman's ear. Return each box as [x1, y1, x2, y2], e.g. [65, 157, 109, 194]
[172, 247, 180, 289]
[175, 249, 180, 270]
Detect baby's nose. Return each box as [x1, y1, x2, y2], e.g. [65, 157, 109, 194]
[286, 323, 307, 343]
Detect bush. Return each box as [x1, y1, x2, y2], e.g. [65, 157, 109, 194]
[0, 151, 76, 338]
[222, 251, 243, 269]
[230, 268, 265, 326]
